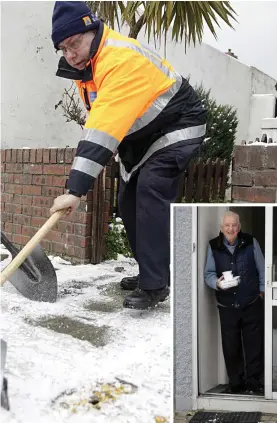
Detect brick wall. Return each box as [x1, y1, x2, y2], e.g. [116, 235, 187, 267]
[1, 148, 112, 264]
[232, 145, 277, 203]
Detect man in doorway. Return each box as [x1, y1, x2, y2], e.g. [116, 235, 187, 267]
[49, 2, 207, 309]
[204, 211, 264, 395]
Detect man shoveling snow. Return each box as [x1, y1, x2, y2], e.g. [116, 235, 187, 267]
[49, 1, 207, 310]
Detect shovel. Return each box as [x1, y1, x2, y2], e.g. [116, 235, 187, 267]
[0, 210, 67, 411]
[1, 209, 66, 303]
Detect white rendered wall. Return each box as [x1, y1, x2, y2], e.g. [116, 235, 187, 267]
[1, 1, 276, 148]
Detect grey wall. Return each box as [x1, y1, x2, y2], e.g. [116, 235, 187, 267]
[173, 206, 193, 411]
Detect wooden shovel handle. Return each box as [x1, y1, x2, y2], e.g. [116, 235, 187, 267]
[1, 209, 67, 285]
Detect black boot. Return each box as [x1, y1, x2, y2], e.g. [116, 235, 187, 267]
[120, 274, 139, 290]
[123, 286, 170, 310]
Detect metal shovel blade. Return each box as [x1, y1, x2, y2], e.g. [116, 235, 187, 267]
[1, 233, 57, 303]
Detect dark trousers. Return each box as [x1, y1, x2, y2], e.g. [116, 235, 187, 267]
[218, 297, 264, 390]
[118, 141, 201, 290]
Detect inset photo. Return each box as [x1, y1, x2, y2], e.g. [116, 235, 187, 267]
[172, 205, 277, 422]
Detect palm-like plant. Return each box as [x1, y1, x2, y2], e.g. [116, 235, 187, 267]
[87, 1, 237, 44]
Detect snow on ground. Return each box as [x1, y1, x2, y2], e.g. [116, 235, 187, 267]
[0, 246, 171, 423]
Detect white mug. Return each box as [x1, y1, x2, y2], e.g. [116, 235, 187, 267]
[222, 271, 233, 281]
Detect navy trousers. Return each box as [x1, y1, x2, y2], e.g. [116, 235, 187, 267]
[118, 140, 202, 290]
[218, 296, 264, 390]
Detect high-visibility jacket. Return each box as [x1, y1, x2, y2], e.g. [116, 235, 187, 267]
[56, 21, 206, 196]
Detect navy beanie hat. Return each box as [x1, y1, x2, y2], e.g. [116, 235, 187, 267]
[52, 1, 100, 49]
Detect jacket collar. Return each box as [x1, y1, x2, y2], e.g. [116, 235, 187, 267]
[55, 20, 105, 82]
[217, 231, 245, 250]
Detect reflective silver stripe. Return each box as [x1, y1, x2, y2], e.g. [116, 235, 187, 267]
[104, 38, 175, 79]
[120, 124, 206, 182]
[127, 73, 182, 135]
[72, 156, 103, 178]
[82, 128, 120, 152]
[104, 38, 182, 136]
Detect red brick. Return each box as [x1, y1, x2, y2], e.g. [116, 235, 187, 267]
[46, 230, 62, 243]
[52, 176, 67, 187]
[266, 146, 277, 169]
[57, 221, 74, 234]
[32, 175, 53, 186]
[2, 212, 13, 223]
[21, 205, 43, 217]
[5, 184, 23, 194]
[13, 224, 22, 234]
[42, 186, 63, 197]
[232, 186, 276, 203]
[5, 203, 22, 214]
[63, 244, 75, 256]
[50, 149, 57, 164]
[32, 196, 52, 207]
[23, 149, 30, 163]
[0, 164, 5, 173]
[71, 211, 91, 224]
[17, 150, 23, 163]
[6, 163, 23, 173]
[51, 242, 65, 254]
[43, 165, 65, 175]
[74, 246, 91, 260]
[13, 195, 33, 205]
[254, 170, 277, 187]
[30, 149, 36, 163]
[43, 149, 50, 163]
[74, 223, 91, 236]
[22, 226, 36, 237]
[23, 164, 42, 174]
[1, 193, 13, 203]
[11, 150, 17, 163]
[12, 234, 31, 245]
[65, 148, 75, 164]
[40, 239, 52, 251]
[1, 150, 5, 163]
[64, 165, 71, 175]
[4, 222, 13, 233]
[6, 149, 12, 163]
[23, 185, 42, 195]
[41, 207, 51, 218]
[36, 149, 43, 163]
[14, 174, 32, 184]
[57, 149, 65, 163]
[2, 174, 13, 183]
[13, 214, 31, 225]
[22, 205, 33, 216]
[67, 234, 91, 248]
[31, 216, 48, 227]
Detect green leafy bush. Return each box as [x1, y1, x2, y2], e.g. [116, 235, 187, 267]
[105, 216, 133, 260]
[195, 84, 238, 165]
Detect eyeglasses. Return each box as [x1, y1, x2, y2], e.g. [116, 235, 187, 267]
[56, 33, 86, 57]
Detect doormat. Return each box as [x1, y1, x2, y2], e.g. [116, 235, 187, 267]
[189, 412, 262, 423]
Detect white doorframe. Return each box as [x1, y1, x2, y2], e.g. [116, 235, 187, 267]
[265, 206, 277, 400]
[192, 205, 277, 411]
[191, 206, 199, 409]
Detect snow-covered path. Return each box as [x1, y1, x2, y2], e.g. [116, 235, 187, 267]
[0, 249, 171, 423]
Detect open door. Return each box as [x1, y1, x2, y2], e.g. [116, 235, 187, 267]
[265, 206, 277, 400]
[197, 206, 228, 394]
